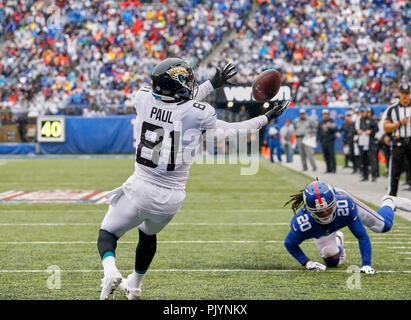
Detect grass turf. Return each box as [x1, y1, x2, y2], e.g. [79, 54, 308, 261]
[0, 156, 410, 300]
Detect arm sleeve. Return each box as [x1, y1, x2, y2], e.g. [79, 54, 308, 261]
[198, 105, 217, 131]
[216, 116, 268, 131]
[284, 229, 310, 266]
[348, 215, 372, 266]
[203, 115, 268, 142]
[196, 80, 214, 101]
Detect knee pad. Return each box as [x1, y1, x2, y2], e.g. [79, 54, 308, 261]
[97, 229, 119, 259]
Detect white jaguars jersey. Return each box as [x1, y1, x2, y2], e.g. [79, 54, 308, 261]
[122, 81, 216, 193]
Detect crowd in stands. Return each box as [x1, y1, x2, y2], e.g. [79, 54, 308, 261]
[0, 0, 409, 121]
[199, 0, 410, 107]
[0, 0, 250, 121]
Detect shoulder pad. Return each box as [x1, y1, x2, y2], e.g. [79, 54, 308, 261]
[138, 86, 151, 93]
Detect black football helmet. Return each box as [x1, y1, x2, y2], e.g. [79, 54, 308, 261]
[151, 58, 198, 101]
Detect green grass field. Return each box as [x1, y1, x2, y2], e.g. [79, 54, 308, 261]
[0, 156, 410, 300]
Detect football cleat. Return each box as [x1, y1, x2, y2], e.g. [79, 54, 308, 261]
[336, 231, 346, 265]
[381, 195, 411, 212]
[118, 275, 142, 300]
[99, 271, 123, 300]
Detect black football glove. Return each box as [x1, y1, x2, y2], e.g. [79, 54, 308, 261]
[264, 100, 291, 121]
[210, 62, 237, 89]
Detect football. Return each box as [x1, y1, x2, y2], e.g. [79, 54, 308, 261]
[252, 69, 282, 102]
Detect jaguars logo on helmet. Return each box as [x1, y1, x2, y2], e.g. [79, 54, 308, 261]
[167, 66, 190, 85]
[151, 58, 198, 101]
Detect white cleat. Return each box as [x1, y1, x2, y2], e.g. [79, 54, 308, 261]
[336, 231, 346, 265]
[381, 195, 411, 212]
[118, 275, 142, 300]
[100, 271, 123, 300]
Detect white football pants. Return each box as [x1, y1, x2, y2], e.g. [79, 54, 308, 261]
[101, 182, 185, 238]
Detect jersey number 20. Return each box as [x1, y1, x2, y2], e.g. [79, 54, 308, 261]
[296, 214, 311, 232]
[136, 121, 180, 171]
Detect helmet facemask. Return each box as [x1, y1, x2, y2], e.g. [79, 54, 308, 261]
[303, 182, 337, 225]
[173, 70, 198, 100]
[306, 199, 337, 224]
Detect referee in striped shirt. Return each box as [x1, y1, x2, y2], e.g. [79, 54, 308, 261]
[383, 83, 411, 196]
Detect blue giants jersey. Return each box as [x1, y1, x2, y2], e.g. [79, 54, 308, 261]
[284, 190, 372, 267]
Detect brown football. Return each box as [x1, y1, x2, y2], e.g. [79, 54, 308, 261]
[252, 69, 281, 102]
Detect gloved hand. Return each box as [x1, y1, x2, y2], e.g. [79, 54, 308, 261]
[360, 265, 376, 274]
[210, 62, 237, 89]
[264, 100, 291, 121]
[305, 260, 326, 271]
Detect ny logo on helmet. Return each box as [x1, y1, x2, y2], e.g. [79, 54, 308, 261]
[315, 197, 328, 210]
[167, 67, 189, 85]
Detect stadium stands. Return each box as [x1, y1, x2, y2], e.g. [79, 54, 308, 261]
[0, 0, 409, 119]
[199, 0, 410, 106]
[0, 0, 251, 118]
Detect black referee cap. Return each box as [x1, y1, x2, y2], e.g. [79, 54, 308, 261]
[399, 83, 410, 93]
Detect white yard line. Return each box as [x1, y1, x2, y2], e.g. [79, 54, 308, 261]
[0, 268, 409, 273]
[370, 234, 411, 237]
[1, 240, 410, 245]
[0, 222, 289, 227]
[0, 208, 287, 213]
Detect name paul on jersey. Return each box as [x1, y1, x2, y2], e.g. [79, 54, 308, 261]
[150, 106, 173, 124]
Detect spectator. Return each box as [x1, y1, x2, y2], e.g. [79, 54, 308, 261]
[16, 111, 28, 142]
[264, 119, 282, 163]
[237, 105, 250, 121]
[340, 111, 360, 174]
[293, 109, 317, 172]
[355, 106, 379, 182]
[280, 117, 295, 163]
[317, 109, 337, 173]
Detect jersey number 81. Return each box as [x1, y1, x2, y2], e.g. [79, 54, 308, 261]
[136, 121, 180, 171]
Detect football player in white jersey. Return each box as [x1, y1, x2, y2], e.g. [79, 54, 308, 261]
[97, 57, 290, 300]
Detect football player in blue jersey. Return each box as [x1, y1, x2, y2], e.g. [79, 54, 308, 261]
[283, 181, 411, 273]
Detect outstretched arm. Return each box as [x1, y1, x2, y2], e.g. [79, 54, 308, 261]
[196, 62, 237, 101]
[208, 100, 290, 140]
[195, 80, 215, 101]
